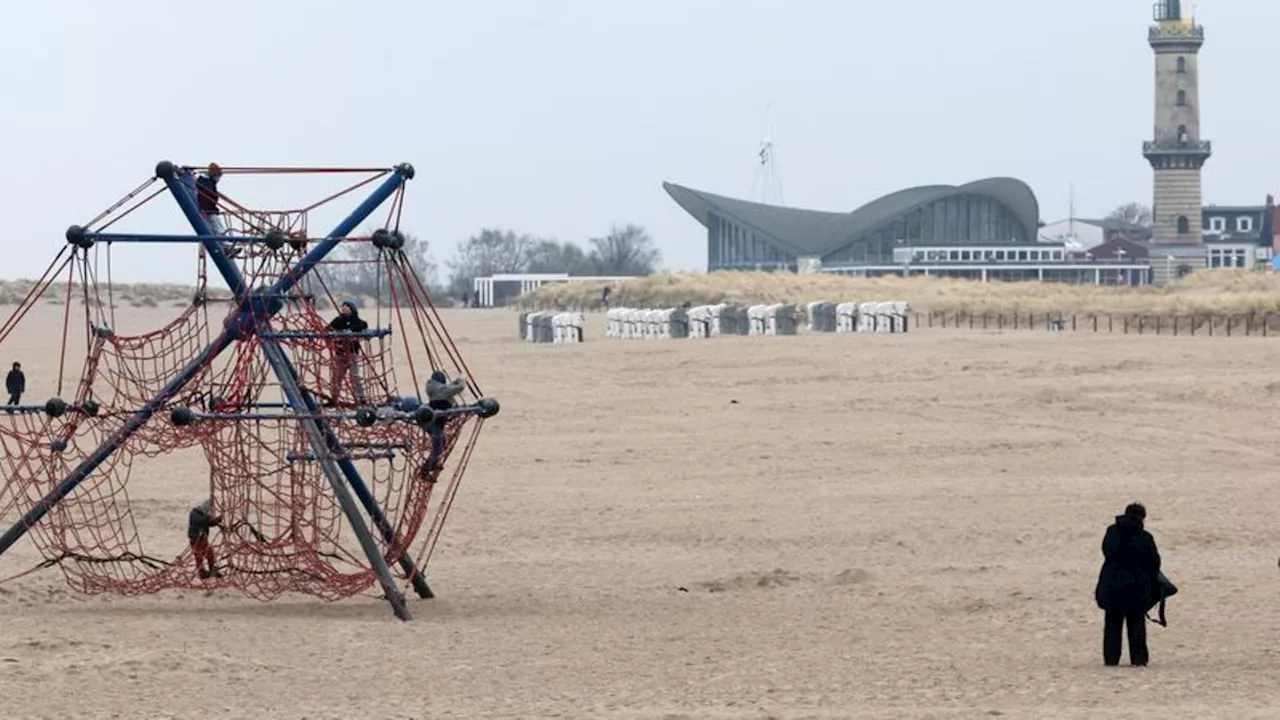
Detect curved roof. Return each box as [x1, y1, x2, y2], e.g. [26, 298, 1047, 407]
[663, 177, 1040, 256]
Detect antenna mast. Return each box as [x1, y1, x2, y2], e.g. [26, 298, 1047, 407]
[1068, 182, 1075, 236]
[749, 104, 784, 206]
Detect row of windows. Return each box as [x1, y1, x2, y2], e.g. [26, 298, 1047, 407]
[1175, 57, 1190, 116]
[1208, 248, 1248, 269]
[822, 195, 1031, 265]
[1207, 215, 1255, 233]
[707, 213, 794, 268]
[911, 248, 1065, 263]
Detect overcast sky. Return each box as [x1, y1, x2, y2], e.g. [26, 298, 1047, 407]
[2, 0, 1276, 284]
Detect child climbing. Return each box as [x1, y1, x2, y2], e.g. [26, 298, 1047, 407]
[327, 298, 368, 406]
[422, 370, 468, 475]
[188, 498, 223, 580]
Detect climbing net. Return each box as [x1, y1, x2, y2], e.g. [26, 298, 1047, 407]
[0, 164, 493, 610]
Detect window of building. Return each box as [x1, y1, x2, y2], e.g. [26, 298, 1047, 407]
[1238, 216, 1254, 233]
[1209, 216, 1226, 233]
[1209, 248, 1249, 269]
[1176, 57, 1186, 73]
[1177, 89, 1186, 106]
[1177, 124, 1188, 143]
[1177, 215, 1190, 234]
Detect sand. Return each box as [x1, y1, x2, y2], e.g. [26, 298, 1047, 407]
[2, 305, 1280, 719]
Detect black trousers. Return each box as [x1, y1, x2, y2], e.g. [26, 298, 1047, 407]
[6, 393, 18, 405]
[1104, 609, 1148, 666]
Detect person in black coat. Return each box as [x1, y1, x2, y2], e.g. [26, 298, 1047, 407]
[6, 362, 25, 405]
[326, 299, 368, 405]
[1095, 502, 1161, 666]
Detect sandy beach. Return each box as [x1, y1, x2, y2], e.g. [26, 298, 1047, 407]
[2, 305, 1280, 719]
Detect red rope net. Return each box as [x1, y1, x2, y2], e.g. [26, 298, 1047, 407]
[0, 169, 487, 603]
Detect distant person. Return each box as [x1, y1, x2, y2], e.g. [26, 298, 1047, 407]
[461, 292, 470, 308]
[188, 498, 223, 580]
[1095, 502, 1162, 667]
[602, 285, 612, 309]
[6, 362, 24, 406]
[327, 299, 368, 405]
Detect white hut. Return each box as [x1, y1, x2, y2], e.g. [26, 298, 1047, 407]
[552, 312, 585, 343]
[808, 301, 837, 333]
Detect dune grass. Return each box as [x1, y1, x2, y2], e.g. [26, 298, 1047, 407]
[0, 281, 380, 311]
[0, 280, 201, 309]
[5, 269, 1279, 316]
[517, 269, 1280, 315]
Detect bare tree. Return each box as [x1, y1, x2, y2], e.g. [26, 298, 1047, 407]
[1106, 203, 1153, 227]
[587, 224, 660, 276]
[441, 224, 659, 301]
[446, 229, 538, 295]
[319, 231, 441, 304]
[527, 239, 594, 275]
[399, 233, 441, 292]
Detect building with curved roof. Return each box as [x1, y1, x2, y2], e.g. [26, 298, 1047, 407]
[663, 178, 1044, 272]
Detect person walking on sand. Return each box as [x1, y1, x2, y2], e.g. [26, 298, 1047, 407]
[6, 362, 24, 406]
[1095, 502, 1162, 667]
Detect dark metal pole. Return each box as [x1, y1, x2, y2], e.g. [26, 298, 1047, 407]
[265, 347, 433, 599]
[259, 343, 410, 620]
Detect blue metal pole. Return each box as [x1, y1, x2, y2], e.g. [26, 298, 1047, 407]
[334, 451, 435, 599]
[260, 329, 393, 340]
[287, 450, 399, 462]
[0, 330, 238, 557]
